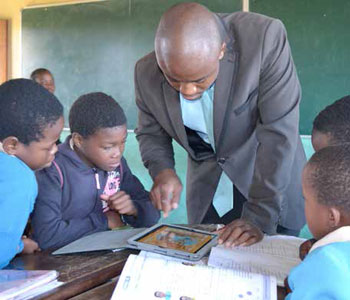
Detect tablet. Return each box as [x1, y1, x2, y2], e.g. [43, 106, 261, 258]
[127, 224, 218, 261]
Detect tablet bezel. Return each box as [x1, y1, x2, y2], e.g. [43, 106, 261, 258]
[127, 224, 218, 261]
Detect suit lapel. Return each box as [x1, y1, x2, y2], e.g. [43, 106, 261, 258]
[162, 81, 190, 150]
[213, 48, 238, 150]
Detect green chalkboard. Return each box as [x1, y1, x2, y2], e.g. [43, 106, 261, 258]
[22, 0, 242, 128]
[251, 0, 350, 134]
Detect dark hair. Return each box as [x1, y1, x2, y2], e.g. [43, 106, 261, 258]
[307, 144, 350, 213]
[0, 79, 63, 144]
[313, 95, 350, 145]
[30, 68, 53, 81]
[69, 92, 126, 137]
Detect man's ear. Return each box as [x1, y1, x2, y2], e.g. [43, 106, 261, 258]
[71, 132, 84, 149]
[328, 207, 341, 228]
[2, 137, 21, 155]
[218, 42, 226, 60]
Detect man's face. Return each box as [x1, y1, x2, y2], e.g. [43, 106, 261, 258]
[157, 44, 225, 100]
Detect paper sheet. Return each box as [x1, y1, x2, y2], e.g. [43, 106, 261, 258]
[17, 280, 63, 300]
[112, 254, 277, 300]
[208, 235, 305, 286]
[0, 270, 60, 300]
[53, 228, 145, 255]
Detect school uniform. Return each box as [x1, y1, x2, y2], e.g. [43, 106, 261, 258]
[32, 137, 160, 250]
[0, 152, 37, 269]
[287, 226, 350, 299]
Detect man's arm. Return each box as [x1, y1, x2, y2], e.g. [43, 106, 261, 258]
[241, 19, 302, 234]
[134, 60, 176, 179]
[134, 60, 182, 216]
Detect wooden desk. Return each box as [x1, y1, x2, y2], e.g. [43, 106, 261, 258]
[70, 278, 118, 300]
[9, 224, 287, 300]
[9, 249, 137, 300]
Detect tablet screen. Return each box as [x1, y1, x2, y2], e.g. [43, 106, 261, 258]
[135, 225, 215, 253]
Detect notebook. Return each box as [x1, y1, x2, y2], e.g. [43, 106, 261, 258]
[208, 235, 305, 286]
[0, 270, 62, 300]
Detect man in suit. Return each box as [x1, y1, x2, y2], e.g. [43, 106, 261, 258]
[134, 2, 306, 246]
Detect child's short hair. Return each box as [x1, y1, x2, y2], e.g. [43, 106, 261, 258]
[313, 95, 350, 145]
[0, 79, 63, 145]
[69, 92, 126, 137]
[30, 68, 52, 81]
[307, 145, 350, 213]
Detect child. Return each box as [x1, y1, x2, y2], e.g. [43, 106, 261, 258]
[285, 145, 350, 299]
[0, 79, 64, 268]
[32, 92, 160, 250]
[30, 68, 55, 94]
[312, 95, 350, 151]
[299, 95, 350, 245]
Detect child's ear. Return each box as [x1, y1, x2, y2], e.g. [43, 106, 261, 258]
[328, 207, 341, 228]
[2, 137, 21, 155]
[71, 133, 84, 149]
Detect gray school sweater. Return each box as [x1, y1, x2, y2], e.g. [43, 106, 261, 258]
[32, 137, 160, 250]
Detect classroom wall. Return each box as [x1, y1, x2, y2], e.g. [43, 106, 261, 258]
[20, 0, 350, 133]
[0, 0, 104, 78]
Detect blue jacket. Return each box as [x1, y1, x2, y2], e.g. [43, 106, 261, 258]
[287, 240, 350, 299]
[32, 137, 160, 250]
[0, 152, 37, 268]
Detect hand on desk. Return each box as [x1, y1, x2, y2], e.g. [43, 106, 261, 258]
[101, 191, 137, 217]
[22, 236, 40, 254]
[216, 219, 263, 247]
[105, 210, 125, 229]
[299, 238, 317, 260]
[150, 169, 182, 218]
[284, 277, 292, 294]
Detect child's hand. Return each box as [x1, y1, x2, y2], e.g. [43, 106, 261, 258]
[299, 238, 317, 260]
[284, 276, 292, 294]
[101, 191, 138, 217]
[21, 236, 40, 254]
[105, 210, 124, 229]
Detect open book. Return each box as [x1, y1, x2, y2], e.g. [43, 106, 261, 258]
[112, 253, 277, 300]
[0, 270, 62, 300]
[208, 235, 305, 286]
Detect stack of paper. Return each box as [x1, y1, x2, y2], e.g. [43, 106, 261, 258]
[0, 270, 62, 300]
[208, 235, 305, 286]
[112, 253, 277, 300]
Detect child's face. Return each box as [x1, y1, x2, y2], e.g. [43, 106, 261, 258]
[311, 129, 331, 152]
[35, 72, 55, 94]
[75, 125, 127, 172]
[16, 116, 64, 170]
[302, 165, 333, 240]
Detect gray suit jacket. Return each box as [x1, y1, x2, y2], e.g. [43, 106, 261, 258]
[134, 12, 306, 234]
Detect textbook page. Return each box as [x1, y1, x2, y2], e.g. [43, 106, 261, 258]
[208, 235, 305, 286]
[112, 254, 277, 300]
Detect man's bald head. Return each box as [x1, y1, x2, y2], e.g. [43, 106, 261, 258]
[155, 3, 226, 100]
[155, 3, 224, 74]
